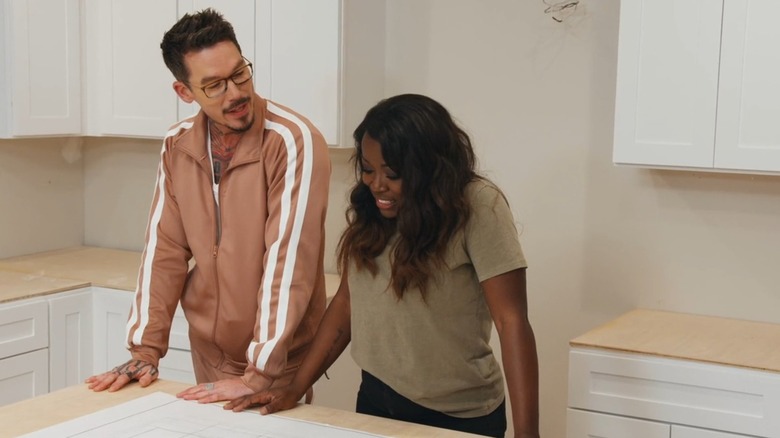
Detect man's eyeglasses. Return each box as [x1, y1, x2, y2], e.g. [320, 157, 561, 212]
[196, 59, 254, 98]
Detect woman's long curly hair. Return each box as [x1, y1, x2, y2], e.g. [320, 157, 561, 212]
[337, 94, 479, 299]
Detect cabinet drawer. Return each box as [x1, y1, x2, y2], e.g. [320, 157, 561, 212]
[672, 425, 752, 438]
[0, 349, 49, 407]
[567, 408, 669, 438]
[569, 348, 780, 437]
[0, 299, 48, 359]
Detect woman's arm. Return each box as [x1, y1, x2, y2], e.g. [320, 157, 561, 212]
[483, 268, 539, 438]
[226, 272, 352, 414]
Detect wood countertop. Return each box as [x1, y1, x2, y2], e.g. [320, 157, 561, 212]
[0, 270, 89, 303]
[0, 246, 141, 292]
[0, 246, 341, 303]
[0, 380, 476, 437]
[570, 308, 780, 374]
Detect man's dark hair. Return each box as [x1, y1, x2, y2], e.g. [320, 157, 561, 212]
[160, 8, 242, 83]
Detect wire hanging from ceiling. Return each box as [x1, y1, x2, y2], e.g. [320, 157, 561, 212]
[543, 0, 580, 22]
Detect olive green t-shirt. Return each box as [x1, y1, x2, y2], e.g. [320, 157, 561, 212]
[349, 180, 527, 418]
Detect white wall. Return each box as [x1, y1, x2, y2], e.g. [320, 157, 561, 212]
[81, 137, 354, 276]
[82, 137, 161, 251]
[381, 1, 780, 437]
[5, 1, 777, 437]
[0, 138, 83, 258]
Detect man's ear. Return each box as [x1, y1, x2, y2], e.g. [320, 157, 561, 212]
[173, 81, 195, 103]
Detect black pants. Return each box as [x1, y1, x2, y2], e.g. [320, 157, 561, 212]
[356, 370, 507, 438]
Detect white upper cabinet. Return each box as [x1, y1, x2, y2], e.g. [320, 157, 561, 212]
[613, 0, 780, 174]
[0, 0, 81, 138]
[713, 0, 780, 172]
[263, 0, 385, 147]
[84, 0, 178, 138]
[2, 1, 383, 141]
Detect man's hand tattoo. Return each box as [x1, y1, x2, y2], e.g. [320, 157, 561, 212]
[112, 360, 158, 379]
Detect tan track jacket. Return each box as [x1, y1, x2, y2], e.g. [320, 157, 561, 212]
[126, 95, 330, 390]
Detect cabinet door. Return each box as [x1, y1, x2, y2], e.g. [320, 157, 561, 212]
[569, 348, 780, 437]
[714, 0, 780, 172]
[84, 0, 178, 138]
[567, 409, 669, 438]
[158, 348, 196, 384]
[672, 425, 751, 438]
[268, 0, 340, 144]
[0, 0, 81, 137]
[48, 289, 93, 391]
[0, 299, 48, 360]
[612, 0, 722, 168]
[158, 303, 195, 384]
[91, 287, 133, 373]
[268, 0, 385, 147]
[0, 349, 48, 407]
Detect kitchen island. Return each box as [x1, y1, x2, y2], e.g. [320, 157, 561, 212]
[0, 380, 477, 437]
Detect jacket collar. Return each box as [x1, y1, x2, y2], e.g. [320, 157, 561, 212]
[174, 93, 268, 170]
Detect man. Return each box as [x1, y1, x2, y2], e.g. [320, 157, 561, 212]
[86, 8, 330, 404]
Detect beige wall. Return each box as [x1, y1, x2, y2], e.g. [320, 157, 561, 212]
[6, 1, 780, 436]
[383, 1, 780, 437]
[0, 138, 83, 258]
[82, 137, 162, 251]
[80, 138, 355, 275]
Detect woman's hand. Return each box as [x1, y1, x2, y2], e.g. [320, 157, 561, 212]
[224, 385, 303, 415]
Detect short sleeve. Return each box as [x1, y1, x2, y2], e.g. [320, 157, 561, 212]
[464, 182, 527, 282]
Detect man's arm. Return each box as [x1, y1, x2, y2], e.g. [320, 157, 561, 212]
[87, 136, 191, 391]
[244, 104, 331, 391]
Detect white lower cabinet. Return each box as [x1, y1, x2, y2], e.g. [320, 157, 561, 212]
[0, 349, 49, 406]
[158, 304, 195, 384]
[91, 287, 195, 384]
[672, 426, 752, 438]
[0, 286, 196, 406]
[91, 287, 134, 373]
[0, 298, 49, 407]
[568, 347, 780, 437]
[567, 409, 669, 438]
[48, 288, 93, 391]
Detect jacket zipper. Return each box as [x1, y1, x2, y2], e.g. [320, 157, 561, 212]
[212, 178, 222, 345]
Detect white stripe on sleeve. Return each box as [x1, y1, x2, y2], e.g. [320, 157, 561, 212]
[248, 103, 314, 370]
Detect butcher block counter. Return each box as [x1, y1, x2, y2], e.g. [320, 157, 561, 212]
[0, 380, 476, 437]
[0, 246, 341, 303]
[0, 270, 89, 303]
[0, 246, 141, 298]
[568, 309, 780, 436]
[570, 308, 780, 373]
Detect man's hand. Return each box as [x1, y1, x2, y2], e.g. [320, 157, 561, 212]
[176, 377, 254, 404]
[224, 385, 302, 415]
[85, 359, 159, 392]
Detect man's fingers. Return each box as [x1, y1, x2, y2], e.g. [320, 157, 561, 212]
[107, 373, 131, 392]
[87, 372, 117, 391]
[197, 392, 222, 404]
[138, 371, 157, 387]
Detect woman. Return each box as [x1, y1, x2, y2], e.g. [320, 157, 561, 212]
[227, 94, 539, 438]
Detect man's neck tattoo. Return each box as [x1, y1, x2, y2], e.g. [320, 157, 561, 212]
[209, 120, 243, 184]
